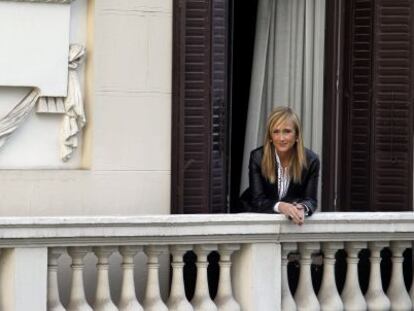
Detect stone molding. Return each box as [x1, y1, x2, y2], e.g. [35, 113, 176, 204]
[0, 0, 75, 3]
[37, 97, 66, 114]
[0, 212, 412, 246]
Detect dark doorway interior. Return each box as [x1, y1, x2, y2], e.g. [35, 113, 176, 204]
[229, 0, 258, 212]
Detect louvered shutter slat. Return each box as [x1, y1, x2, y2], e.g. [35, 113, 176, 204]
[372, 0, 413, 211]
[342, 0, 413, 211]
[172, 0, 229, 214]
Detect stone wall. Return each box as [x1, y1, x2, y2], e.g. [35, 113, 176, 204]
[0, 0, 172, 216]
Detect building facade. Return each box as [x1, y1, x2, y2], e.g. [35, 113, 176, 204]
[0, 0, 413, 310]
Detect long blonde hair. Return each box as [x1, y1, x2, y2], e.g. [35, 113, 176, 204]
[261, 107, 307, 184]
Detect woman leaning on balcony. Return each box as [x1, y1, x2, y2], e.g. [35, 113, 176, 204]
[240, 106, 320, 225]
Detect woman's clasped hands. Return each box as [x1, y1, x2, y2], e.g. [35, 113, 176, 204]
[278, 202, 305, 225]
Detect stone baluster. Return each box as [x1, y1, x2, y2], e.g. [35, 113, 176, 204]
[167, 245, 193, 311]
[318, 242, 344, 311]
[67, 247, 93, 311]
[341, 242, 367, 310]
[93, 247, 117, 311]
[118, 246, 143, 311]
[281, 243, 297, 311]
[365, 241, 390, 310]
[387, 241, 412, 310]
[214, 244, 241, 311]
[48, 247, 66, 311]
[410, 242, 414, 307]
[192, 244, 218, 311]
[143, 245, 168, 311]
[294, 242, 320, 311]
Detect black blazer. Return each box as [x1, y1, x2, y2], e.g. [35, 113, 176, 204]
[240, 146, 320, 215]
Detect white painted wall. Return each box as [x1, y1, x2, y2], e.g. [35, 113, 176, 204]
[0, 1, 70, 96]
[0, 0, 172, 216]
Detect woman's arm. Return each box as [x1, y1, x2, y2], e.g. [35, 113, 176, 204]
[248, 150, 278, 213]
[297, 155, 320, 216]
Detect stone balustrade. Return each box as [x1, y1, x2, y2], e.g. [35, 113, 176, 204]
[0, 213, 413, 310]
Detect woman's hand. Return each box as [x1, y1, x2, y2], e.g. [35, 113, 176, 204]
[278, 202, 305, 225]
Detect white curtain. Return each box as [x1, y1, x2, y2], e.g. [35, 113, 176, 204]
[240, 0, 326, 192]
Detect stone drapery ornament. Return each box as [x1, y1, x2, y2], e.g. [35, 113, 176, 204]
[0, 44, 85, 161]
[60, 44, 86, 162]
[36, 44, 86, 161]
[0, 88, 41, 148]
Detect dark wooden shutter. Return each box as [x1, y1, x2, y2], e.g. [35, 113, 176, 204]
[210, 0, 230, 213]
[172, 0, 230, 214]
[322, 0, 346, 211]
[339, 0, 414, 211]
[341, 0, 376, 211]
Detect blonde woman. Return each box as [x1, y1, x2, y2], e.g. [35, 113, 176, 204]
[240, 106, 320, 225]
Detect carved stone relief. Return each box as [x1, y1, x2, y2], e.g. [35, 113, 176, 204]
[0, 0, 87, 163]
[0, 44, 86, 162]
[0, 89, 40, 148]
[38, 44, 87, 162]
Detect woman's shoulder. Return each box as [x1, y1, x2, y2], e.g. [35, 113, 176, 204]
[304, 148, 320, 165]
[251, 146, 264, 154]
[250, 146, 264, 160]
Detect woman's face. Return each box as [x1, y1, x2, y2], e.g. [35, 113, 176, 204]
[270, 119, 297, 158]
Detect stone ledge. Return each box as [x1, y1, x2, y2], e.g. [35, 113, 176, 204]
[0, 0, 75, 3]
[0, 213, 411, 246]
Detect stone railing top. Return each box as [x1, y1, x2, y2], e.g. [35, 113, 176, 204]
[0, 212, 413, 246]
[0, 0, 75, 3]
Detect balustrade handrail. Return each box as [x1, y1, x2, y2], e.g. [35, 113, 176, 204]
[0, 212, 412, 246]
